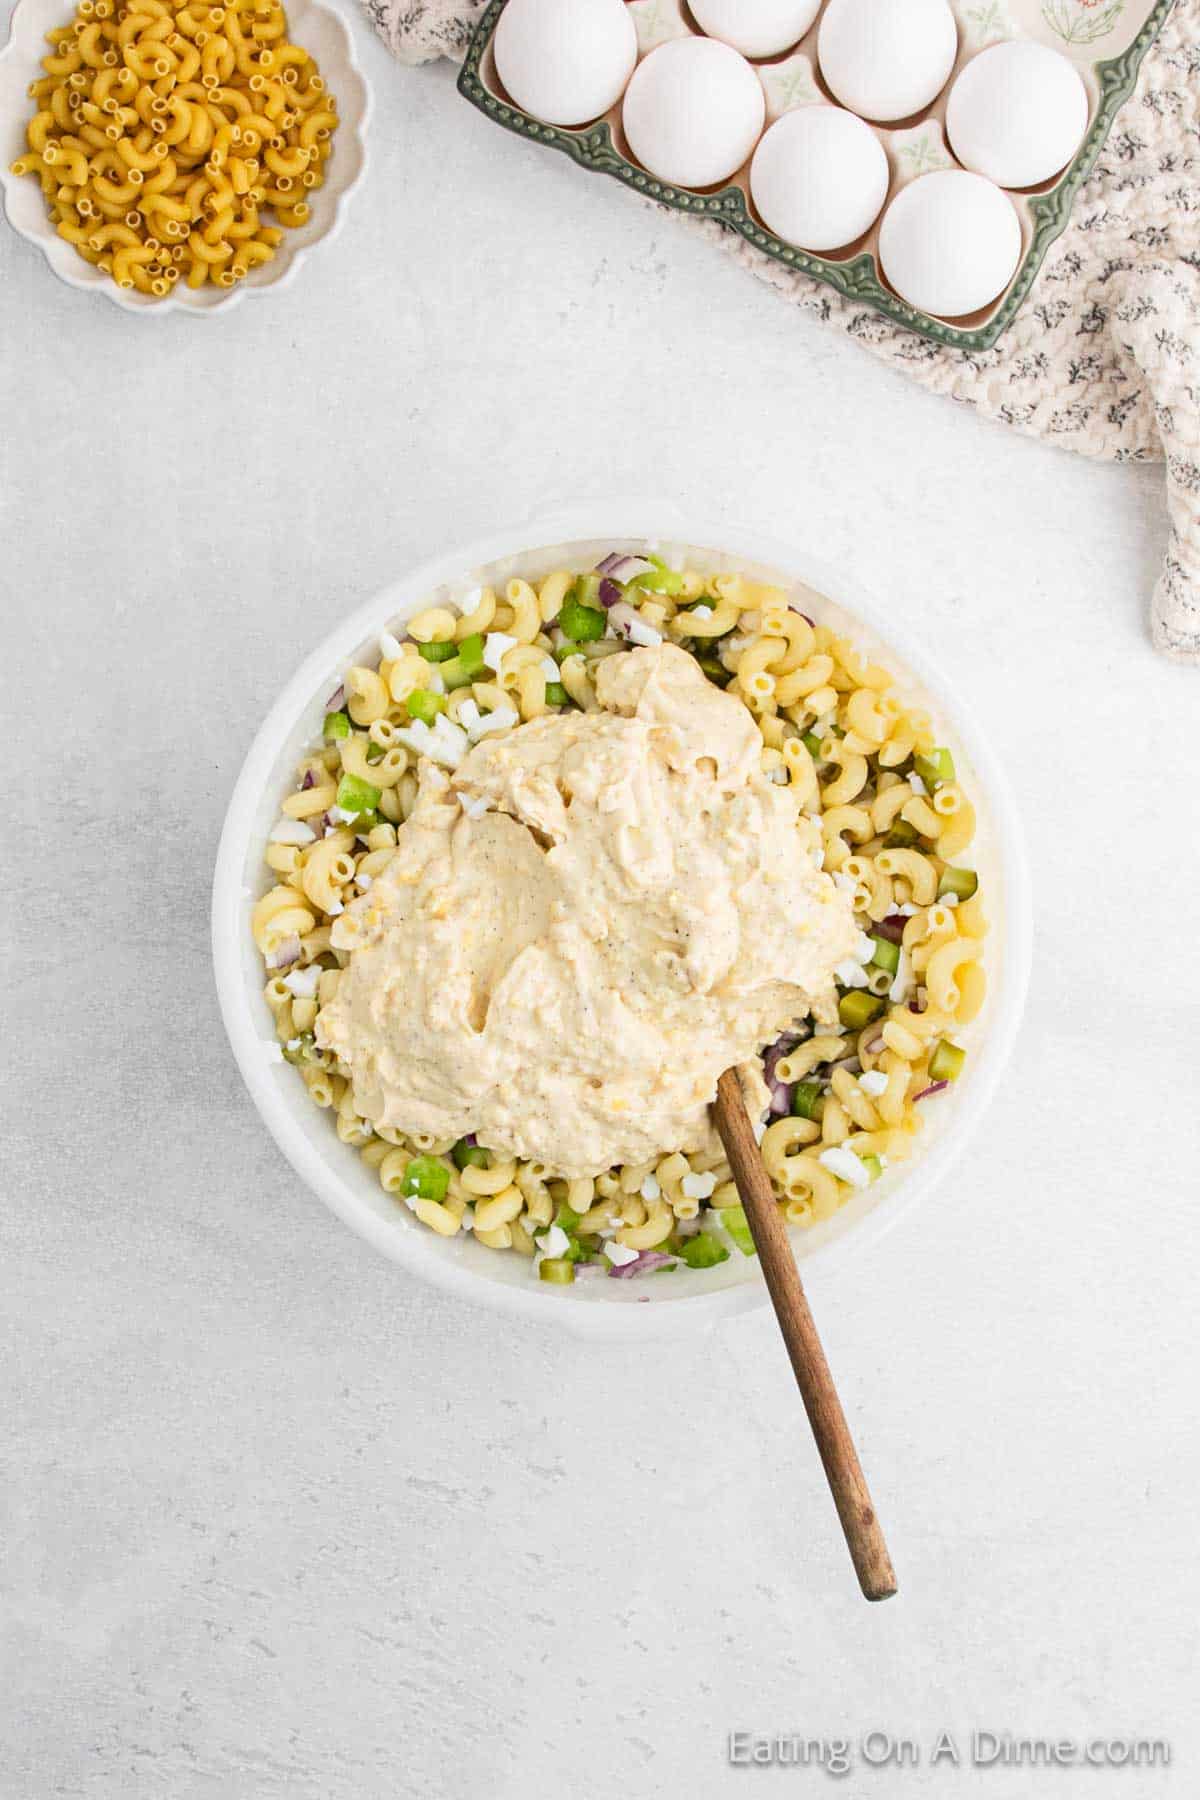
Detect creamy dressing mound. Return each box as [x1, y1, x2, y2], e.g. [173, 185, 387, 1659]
[316, 644, 857, 1178]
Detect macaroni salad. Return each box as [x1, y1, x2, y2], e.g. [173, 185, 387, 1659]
[254, 555, 988, 1285]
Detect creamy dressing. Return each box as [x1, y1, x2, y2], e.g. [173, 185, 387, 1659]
[316, 644, 857, 1177]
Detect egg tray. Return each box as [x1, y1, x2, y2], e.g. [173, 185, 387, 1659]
[458, 0, 1176, 351]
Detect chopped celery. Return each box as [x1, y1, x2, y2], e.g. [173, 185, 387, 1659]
[861, 1154, 884, 1182]
[719, 1205, 757, 1258]
[869, 935, 901, 974]
[553, 1200, 583, 1235]
[839, 990, 885, 1031]
[928, 1039, 966, 1083]
[884, 820, 920, 848]
[417, 640, 457, 664]
[365, 740, 385, 763]
[937, 866, 978, 902]
[676, 1232, 730, 1270]
[323, 710, 351, 741]
[440, 657, 473, 691]
[913, 746, 955, 789]
[559, 598, 606, 642]
[406, 689, 446, 726]
[572, 573, 602, 609]
[801, 730, 823, 758]
[451, 1138, 489, 1170]
[401, 1156, 450, 1201]
[695, 656, 732, 687]
[539, 1258, 575, 1285]
[792, 1080, 825, 1121]
[457, 633, 486, 679]
[336, 773, 381, 818]
[544, 682, 569, 706]
[628, 555, 684, 596]
[282, 1032, 317, 1066]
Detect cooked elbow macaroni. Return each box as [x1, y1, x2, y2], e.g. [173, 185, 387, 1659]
[14, 0, 337, 299]
[254, 557, 990, 1285]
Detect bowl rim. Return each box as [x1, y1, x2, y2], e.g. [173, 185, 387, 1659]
[211, 505, 1033, 1338]
[0, 0, 372, 317]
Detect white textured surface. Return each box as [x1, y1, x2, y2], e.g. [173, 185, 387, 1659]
[2, 2, 1198, 1792]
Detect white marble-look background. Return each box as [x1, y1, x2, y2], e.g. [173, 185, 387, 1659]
[2, 4, 1198, 1794]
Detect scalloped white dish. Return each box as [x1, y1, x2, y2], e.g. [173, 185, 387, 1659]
[0, 0, 371, 316]
[212, 506, 1033, 1340]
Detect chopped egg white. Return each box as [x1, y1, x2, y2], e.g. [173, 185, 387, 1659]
[640, 1173, 661, 1202]
[483, 631, 518, 673]
[627, 618, 663, 648]
[269, 819, 317, 846]
[818, 1146, 872, 1188]
[379, 628, 405, 663]
[282, 966, 322, 998]
[681, 1170, 718, 1201]
[835, 959, 870, 988]
[604, 1240, 640, 1267]
[535, 1223, 570, 1259]
[858, 1069, 888, 1097]
[466, 705, 520, 744]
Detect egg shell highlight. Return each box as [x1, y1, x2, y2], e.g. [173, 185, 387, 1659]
[494, 0, 638, 127]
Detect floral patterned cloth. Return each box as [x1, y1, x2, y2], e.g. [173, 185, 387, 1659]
[364, 0, 1200, 662]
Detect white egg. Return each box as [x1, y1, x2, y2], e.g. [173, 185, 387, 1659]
[751, 105, 889, 251]
[494, 0, 638, 127]
[622, 38, 766, 188]
[818, 0, 958, 122]
[946, 40, 1089, 189]
[690, 0, 822, 60]
[878, 169, 1022, 316]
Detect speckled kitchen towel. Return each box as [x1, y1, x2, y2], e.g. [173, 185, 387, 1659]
[364, 0, 1200, 662]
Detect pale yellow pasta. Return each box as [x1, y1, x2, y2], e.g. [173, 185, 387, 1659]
[251, 884, 315, 952]
[459, 1158, 518, 1197]
[616, 1198, 673, 1250]
[536, 570, 574, 623]
[405, 607, 457, 644]
[456, 587, 497, 638]
[820, 741, 869, 808]
[672, 596, 740, 639]
[774, 654, 835, 708]
[937, 797, 977, 859]
[504, 579, 541, 642]
[925, 938, 985, 1015]
[876, 846, 938, 906]
[775, 1036, 846, 1083]
[299, 831, 355, 913]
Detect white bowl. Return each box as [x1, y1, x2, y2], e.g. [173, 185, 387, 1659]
[212, 507, 1032, 1339]
[0, 0, 370, 316]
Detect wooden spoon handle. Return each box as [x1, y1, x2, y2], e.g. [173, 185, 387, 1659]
[713, 1069, 897, 1603]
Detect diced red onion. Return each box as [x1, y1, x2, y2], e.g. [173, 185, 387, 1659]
[606, 601, 639, 639]
[915, 1080, 949, 1101]
[573, 1261, 606, 1279]
[876, 914, 908, 944]
[265, 934, 302, 971]
[608, 1249, 675, 1280]
[598, 577, 623, 608]
[769, 1078, 793, 1117]
[596, 552, 653, 582]
[763, 1031, 803, 1088]
[301, 769, 315, 790]
[325, 683, 345, 711]
[462, 1131, 478, 1147]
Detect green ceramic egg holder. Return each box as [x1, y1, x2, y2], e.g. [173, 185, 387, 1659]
[458, 0, 1177, 351]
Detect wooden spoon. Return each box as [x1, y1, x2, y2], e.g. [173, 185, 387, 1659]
[712, 1069, 897, 1603]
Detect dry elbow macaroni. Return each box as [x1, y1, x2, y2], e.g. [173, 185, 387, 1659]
[14, 0, 337, 298]
[255, 560, 989, 1279]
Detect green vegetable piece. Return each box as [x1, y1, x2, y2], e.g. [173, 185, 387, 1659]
[336, 772, 381, 818]
[884, 820, 920, 848]
[401, 1155, 450, 1202]
[861, 1154, 884, 1182]
[928, 1038, 967, 1083]
[455, 633, 486, 678]
[406, 689, 446, 726]
[323, 710, 351, 741]
[869, 935, 901, 974]
[539, 1258, 575, 1285]
[572, 573, 602, 609]
[629, 555, 684, 596]
[838, 990, 885, 1031]
[801, 730, 824, 758]
[365, 740, 385, 764]
[913, 746, 956, 789]
[417, 640, 458, 664]
[544, 681, 569, 706]
[937, 866, 979, 902]
[439, 657, 472, 691]
[676, 1232, 731, 1270]
[559, 597, 607, 642]
[553, 1200, 582, 1235]
[451, 1138, 489, 1171]
[695, 655, 732, 687]
[282, 1032, 317, 1066]
[719, 1205, 757, 1258]
[792, 1080, 825, 1121]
